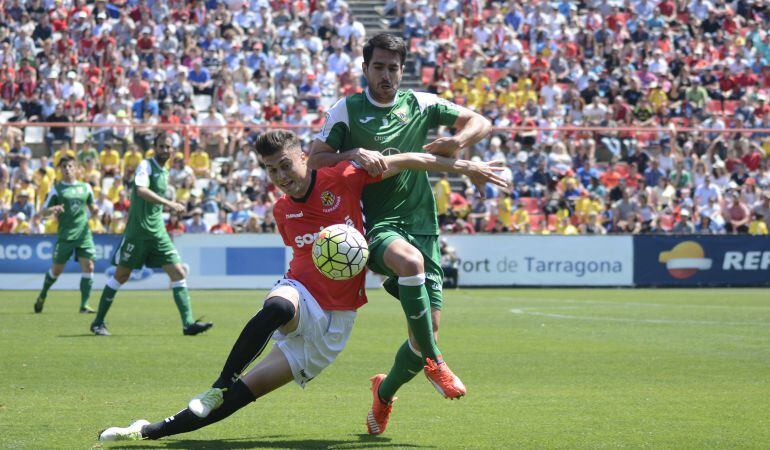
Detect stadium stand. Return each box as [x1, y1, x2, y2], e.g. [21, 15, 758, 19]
[0, 0, 769, 236]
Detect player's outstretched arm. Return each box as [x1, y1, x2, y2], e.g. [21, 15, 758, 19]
[307, 139, 387, 176]
[423, 108, 491, 157]
[383, 153, 509, 190]
[136, 187, 185, 213]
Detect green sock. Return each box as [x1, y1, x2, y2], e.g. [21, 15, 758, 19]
[39, 270, 57, 299]
[93, 285, 117, 326]
[172, 286, 194, 327]
[378, 340, 424, 402]
[79, 276, 93, 309]
[398, 279, 441, 361]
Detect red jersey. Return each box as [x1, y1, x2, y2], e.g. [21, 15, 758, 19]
[274, 161, 379, 311]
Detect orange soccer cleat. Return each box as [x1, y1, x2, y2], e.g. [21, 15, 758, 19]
[366, 374, 395, 435]
[424, 358, 466, 399]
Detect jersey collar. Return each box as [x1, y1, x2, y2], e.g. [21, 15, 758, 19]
[290, 170, 316, 203]
[365, 88, 397, 108]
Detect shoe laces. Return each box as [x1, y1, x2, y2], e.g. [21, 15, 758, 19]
[425, 358, 455, 384]
[200, 388, 225, 408]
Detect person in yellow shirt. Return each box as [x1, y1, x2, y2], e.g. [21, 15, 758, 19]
[472, 73, 492, 92]
[749, 212, 768, 235]
[648, 81, 668, 113]
[122, 146, 144, 174]
[106, 176, 124, 204]
[434, 172, 452, 226]
[574, 193, 603, 223]
[43, 215, 58, 234]
[511, 203, 530, 233]
[14, 179, 37, 208]
[33, 166, 53, 209]
[453, 76, 469, 97]
[189, 147, 211, 178]
[0, 183, 13, 211]
[79, 158, 102, 186]
[516, 86, 538, 109]
[109, 211, 126, 234]
[497, 195, 513, 231]
[99, 147, 121, 176]
[13, 212, 31, 234]
[89, 213, 106, 234]
[556, 217, 578, 235]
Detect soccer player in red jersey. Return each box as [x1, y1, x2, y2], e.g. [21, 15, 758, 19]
[98, 131, 505, 442]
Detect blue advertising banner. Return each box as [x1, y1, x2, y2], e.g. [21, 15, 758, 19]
[633, 236, 770, 286]
[0, 234, 121, 273]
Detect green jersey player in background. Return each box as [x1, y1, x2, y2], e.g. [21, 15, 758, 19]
[308, 33, 492, 434]
[89, 134, 212, 337]
[35, 155, 100, 314]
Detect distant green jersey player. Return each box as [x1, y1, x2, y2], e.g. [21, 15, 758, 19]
[35, 155, 100, 314]
[309, 33, 491, 434]
[90, 134, 212, 336]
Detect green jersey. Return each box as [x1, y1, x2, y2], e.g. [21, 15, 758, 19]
[43, 181, 94, 241]
[125, 158, 169, 240]
[317, 89, 460, 235]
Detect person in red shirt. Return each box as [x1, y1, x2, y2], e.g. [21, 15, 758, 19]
[97, 129, 506, 442]
[734, 66, 759, 89]
[208, 210, 234, 234]
[165, 213, 186, 237]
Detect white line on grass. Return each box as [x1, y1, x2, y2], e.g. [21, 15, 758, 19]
[510, 308, 769, 326]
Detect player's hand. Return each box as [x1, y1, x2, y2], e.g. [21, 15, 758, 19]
[423, 136, 462, 157]
[465, 160, 509, 190]
[353, 148, 388, 176]
[49, 205, 64, 215]
[167, 201, 186, 213]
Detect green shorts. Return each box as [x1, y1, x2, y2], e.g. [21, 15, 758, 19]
[367, 225, 444, 310]
[112, 234, 181, 270]
[52, 235, 95, 265]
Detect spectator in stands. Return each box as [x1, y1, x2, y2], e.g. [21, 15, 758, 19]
[723, 192, 751, 234]
[209, 210, 233, 234]
[44, 104, 72, 155]
[186, 208, 208, 234]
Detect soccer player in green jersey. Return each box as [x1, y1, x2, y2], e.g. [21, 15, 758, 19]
[308, 33, 492, 434]
[89, 134, 212, 336]
[34, 155, 100, 314]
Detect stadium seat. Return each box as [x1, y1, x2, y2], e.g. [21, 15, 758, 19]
[707, 100, 723, 114]
[529, 214, 543, 231]
[74, 126, 89, 144]
[24, 126, 44, 144]
[193, 95, 212, 112]
[723, 100, 739, 115]
[421, 67, 435, 85]
[519, 197, 540, 213]
[0, 111, 14, 123]
[547, 214, 558, 230]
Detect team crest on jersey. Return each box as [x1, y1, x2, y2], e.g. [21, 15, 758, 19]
[321, 190, 342, 213]
[320, 191, 335, 207]
[393, 108, 409, 124]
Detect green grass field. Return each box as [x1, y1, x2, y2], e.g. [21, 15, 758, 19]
[1, 288, 769, 449]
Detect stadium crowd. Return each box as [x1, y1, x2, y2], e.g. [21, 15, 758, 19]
[1, 0, 770, 236]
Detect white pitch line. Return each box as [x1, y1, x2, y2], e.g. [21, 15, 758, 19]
[510, 309, 769, 326]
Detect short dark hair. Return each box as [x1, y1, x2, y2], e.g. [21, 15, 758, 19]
[58, 155, 75, 167]
[363, 33, 407, 66]
[254, 130, 301, 157]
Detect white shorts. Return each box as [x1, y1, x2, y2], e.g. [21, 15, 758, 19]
[271, 278, 356, 388]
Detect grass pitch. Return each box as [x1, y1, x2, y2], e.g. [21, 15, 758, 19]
[0, 288, 768, 449]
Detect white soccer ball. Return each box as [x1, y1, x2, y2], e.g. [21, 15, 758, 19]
[312, 224, 369, 280]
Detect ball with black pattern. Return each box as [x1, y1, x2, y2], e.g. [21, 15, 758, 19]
[312, 224, 369, 280]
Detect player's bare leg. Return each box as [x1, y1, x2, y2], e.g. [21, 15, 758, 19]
[77, 257, 95, 313]
[162, 263, 212, 335]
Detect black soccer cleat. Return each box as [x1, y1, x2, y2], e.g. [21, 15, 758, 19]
[34, 296, 46, 313]
[183, 321, 213, 336]
[90, 323, 111, 336]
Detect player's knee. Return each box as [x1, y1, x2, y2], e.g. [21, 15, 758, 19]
[113, 271, 131, 284]
[394, 251, 424, 276]
[262, 297, 296, 325]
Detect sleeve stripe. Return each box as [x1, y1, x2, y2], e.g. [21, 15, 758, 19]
[314, 97, 349, 142]
[42, 187, 57, 209]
